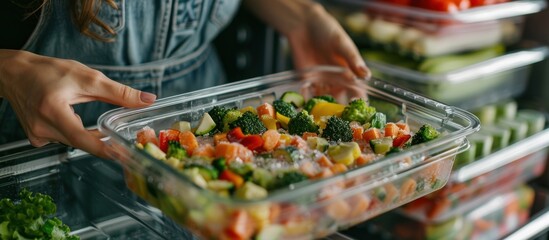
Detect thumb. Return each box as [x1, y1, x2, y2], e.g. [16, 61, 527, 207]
[85, 75, 157, 108]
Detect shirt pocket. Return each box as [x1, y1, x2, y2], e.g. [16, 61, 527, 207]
[209, 0, 240, 28]
[172, 0, 205, 35]
[89, 0, 126, 38]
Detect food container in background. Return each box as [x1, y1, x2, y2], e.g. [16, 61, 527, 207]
[363, 46, 548, 110]
[365, 185, 535, 240]
[0, 143, 196, 240]
[98, 66, 479, 239]
[325, 0, 546, 57]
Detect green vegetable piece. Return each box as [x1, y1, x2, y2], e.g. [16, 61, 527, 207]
[171, 121, 191, 132]
[273, 99, 298, 118]
[341, 98, 377, 124]
[497, 119, 528, 143]
[195, 112, 217, 136]
[166, 141, 187, 160]
[411, 124, 440, 145]
[370, 112, 386, 129]
[234, 182, 268, 200]
[212, 158, 227, 172]
[472, 104, 497, 125]
[207, 180, 234, 192]
[467, 132, 493, 158]
[208, 106, 231, 132]
[306, 137, 330, 152]
[252, 168, 275, 189]
[182, 168, 208, 188]
[479, 125, 510, 151]
[516, 109, 546, 136]
[418, 44, 504, 74]
[185, 163, 219, 181]
[496, 100, 518, 121]
[370, 137, 393, 155]
[288, 110, 319, 136]
[273, 146, 301, 163]
[229, 111, 267, 135]
[229, 163, 255, 180]
[322, 116, 353, 142]
[327, 142, 361, 166]
[281, 91, 305, 108]
[368, 99, 400, 121]
[272, 170, 308, 190]
[144, 142, 166, 160]
[222, 110, 243, 132]
[454, 143, 476, 169]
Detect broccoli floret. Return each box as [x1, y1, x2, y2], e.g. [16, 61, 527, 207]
[166, 141, 187, 160]
[222, 110, 243, 132]
[370, 112, 387, 129]
[229, 111, 267, 135]
[341, 99, 377, 124]
[271, 170, 308, 190]
[303, 95, 337, 112]
[288, 110, 319, 136]
[273, 99, 297, 118]
[0, 189, 79, 240]
[208, 106, 231, 132]
[322, 116, 353, 142]
[411, 124, 440, 145]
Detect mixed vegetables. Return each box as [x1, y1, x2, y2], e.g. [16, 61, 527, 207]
[381, 0, 510, 12]
[135, 92, 440, 201]
[0, 190, 79, 240]
[131, 92, 444, 239]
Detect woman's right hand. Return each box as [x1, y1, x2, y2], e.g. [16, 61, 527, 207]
[0, 50, 156, 158]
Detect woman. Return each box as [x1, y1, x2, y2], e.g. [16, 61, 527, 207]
[0, 0, 369, 158]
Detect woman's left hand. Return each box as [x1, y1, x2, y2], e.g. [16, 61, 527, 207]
[245, 0, 370, 79]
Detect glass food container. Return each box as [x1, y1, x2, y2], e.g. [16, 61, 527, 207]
[98, 66, 479, 239]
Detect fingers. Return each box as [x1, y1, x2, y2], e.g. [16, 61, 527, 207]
[334, 35, 371, 79]
[83, 71, 156, 108]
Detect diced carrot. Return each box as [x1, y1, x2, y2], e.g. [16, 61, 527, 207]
[400, 178, 417, 200]
[383, 184, 399, 205]
[219, 169, 244, 188]
[316, 155, 334, 168]
[330, 163, 348, 175]
[396, 122, 410, 133]
[300, 161, 318, 178]
[362, 128, 381, 143]
[223, 210, 256, 240]
[474, 219, 495, 232]
[347, 194, 371, 218]
[291, 136, 308, 149]
[262, 129, 280, 151]
[192, 144, 215, 158]
[269, 203, 281, 222]
[314, 168, 334, 179]
[325, 199, 351, 221]
[178, 131, 198, 155]
[302, 132, 318, 140]
[356, 153, 376, 166]
[215, 142, 239, 162]
[384, 122, 399, 138]
[136, 127, 158, 146]
[257, 103, 275, 118]
[236, 143, 254, 162]
[350, 122, 364, 141]
[213, 133, 228, 146]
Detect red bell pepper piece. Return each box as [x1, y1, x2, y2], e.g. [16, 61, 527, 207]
[393, 134, 411, 148]
[219, 169, 244, 188]
[240, 135, 264, 150]
[227, 127, 246, 143]
[158, 129, 180, 153]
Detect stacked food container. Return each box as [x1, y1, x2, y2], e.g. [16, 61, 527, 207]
[322, 0, 549, 239]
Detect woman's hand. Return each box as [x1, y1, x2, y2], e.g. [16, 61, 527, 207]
[0, 50, 156, 158]
[245, 0, 370, 79]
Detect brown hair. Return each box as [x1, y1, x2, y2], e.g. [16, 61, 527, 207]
[69, 0, 118, 42]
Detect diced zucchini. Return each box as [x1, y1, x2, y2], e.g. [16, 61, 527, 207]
[234, 182, 268, 200]
[252, 168, 275, 189]
[496, 100, 517, 121]
[306, 137, 330, 152]
[479, 125, 510, 151]
[144, 142, 166, 160]
[467, 132, 493, 158]
[281, 91, 305, 108]
[370, 112, 386, 129]
[195, 112, 216, 136]
[516, 110, 546, 136]
[207, 180, 234, 192]
[185, 163, 219, 181]
[171, 121, 191, 132]
[273, 146, 301, 163]
[370, 137, 393, 155]
[182, 168, 208, 188]
[472, 104, 497, 125]
[327, 142, 361, 166]
[497, 119, 528, 143]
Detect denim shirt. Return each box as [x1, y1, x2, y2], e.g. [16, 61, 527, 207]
[0, 0, 240, 144]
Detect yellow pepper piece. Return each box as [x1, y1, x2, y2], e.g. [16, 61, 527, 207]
[327, 142, 361, 166]
[260, 114, 278, 130]
[239, 106, 257, 115]
[276, 112, 290, 129]
[311, 102, 346, 121]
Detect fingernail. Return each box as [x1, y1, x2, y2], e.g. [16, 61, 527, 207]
[357, 63, 371, 79]
[140, 91, 157, 103]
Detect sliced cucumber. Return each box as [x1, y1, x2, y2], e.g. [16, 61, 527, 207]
[144, 142, 166, 160]
[517, 110, 546, 136]
[496, 100, 517, 121]
[171, 121, 191, 132]
[273, 146, 301, 163]
[472, 104, 497, 125]
[195, 112, 216, 136]
[281, 91, 305, 108]
[497, 119, 528, 143]
[480, 125, 510, 152]
[467, 132, 493, 158]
